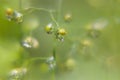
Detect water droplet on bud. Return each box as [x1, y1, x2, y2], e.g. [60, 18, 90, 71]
[8, 68, 27, 80]
[22, 37, 39, 48]
[46, 56, 56, 71]
[45, 23, 54, 34]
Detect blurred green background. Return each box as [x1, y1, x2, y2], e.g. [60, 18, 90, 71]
[0, 0, 120, 80]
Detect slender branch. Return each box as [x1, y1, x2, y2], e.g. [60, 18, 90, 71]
[22, 57, 48, 70]
[57, 0, 63, 23]
[27, 7, 53, 12]
[53, 46, 56, 61]
[51, 70, 56, 80]
[21, 7, 55, 13]
[49, 11, 59, 27]
[30, 57, 48, 61]
[20, 7, 59, 27]
[19, 0, 22, 10]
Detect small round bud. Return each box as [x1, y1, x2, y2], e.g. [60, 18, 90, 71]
[22, 37, 39, 48]
[14, 11, 23, 23]
[45, 23, 54, 34]
[65, 58, 76, 71]
[57, 28, 67, 36]
[46, 56, 56, 71]
[81, 39, 92, 47]
[6, 8, 14, 15]
[8, 68, 27, 80]
[55, 28, 66, 42]
[6, 8, 14, 21]
[64, 13, 72, 22]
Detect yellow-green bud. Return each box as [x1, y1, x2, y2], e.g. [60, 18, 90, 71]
[57, 28, 67, 36]
[45, 23, 53, 34]
[6, 8, 14, 15]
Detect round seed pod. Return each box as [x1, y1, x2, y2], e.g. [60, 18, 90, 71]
[65, 58, 76, 71]
[14, 11, 23, 23]
[64, 13, 72, 22]
[22, 37, 39, 48]
[81, 39, 92, 47]
[45, 23, 54, 34]
[57, 28, 67, 36]
[6, 8, 14, 15]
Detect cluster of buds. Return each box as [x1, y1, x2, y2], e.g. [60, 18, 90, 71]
[8, 68, 27, 80]
[86, 19, 108, 38]
[45, 23, 67, 41]
[46, 56, 56, 71]
[6, 8, 23, 23]
[55, 28, 67, 41]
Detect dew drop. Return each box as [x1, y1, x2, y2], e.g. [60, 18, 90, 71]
[46, 56, 56, 71]
[22, 41, 32, 48]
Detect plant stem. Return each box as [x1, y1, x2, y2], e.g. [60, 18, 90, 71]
[51, 70, 56, 80]
[21, 7, 59, 27]
[50, 11, 59, 27]
[57, 0, 63, 23]
[19, 0, 22, 10]
[50, 1, 63, 78]
[53, 44, 57, 61]
[30, 57, 48, 61]
[22, 7, 55, 14]
[27, 7, 53, 12]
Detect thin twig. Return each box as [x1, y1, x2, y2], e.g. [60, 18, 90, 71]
[49, 11, 59, 27]
[30, 57, 48, 61]
[19, 0, 22, 10]
[20, 7, 59, 27]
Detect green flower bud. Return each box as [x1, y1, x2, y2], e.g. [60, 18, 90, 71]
[45, 23, 54, 34]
